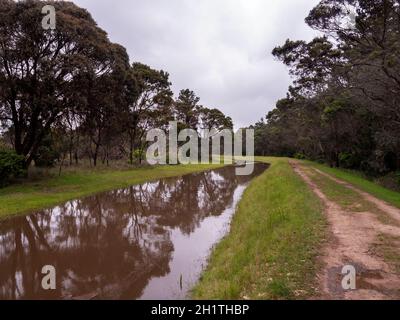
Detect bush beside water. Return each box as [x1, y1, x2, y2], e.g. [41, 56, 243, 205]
[0, 149, 26, 187]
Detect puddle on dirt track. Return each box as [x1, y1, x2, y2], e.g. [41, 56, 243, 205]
[0, 163, 268, 300]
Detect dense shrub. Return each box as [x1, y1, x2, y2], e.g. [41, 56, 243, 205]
[33, 133, 60, 167]
[339, 152, 361, 169]
[375, 171, 400, 192]
[294, 153, 307, 160]
[0, 149, 26, 187]
[133, 148, 145, 164]
[34, 145, 59, 167]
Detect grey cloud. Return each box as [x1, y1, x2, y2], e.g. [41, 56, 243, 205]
[74, 0, 320, 128]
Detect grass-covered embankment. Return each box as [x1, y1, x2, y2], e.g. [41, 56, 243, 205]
[304, 161, 400, 209]
[299, 163, 399, 226]
[0, 164, 222, 219]
[192, 157, 326, 299]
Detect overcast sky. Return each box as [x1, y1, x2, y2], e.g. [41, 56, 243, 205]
[74, 0, 320, 128]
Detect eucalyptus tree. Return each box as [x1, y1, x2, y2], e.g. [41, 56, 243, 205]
[254, 0, 400, 172]
[125, 63, 173, 164]
[0, 0, 122, 167]
[79, 43, 131, 166]
[174, 89, 201, 131]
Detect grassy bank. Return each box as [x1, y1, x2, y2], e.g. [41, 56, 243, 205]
[192, 157, 326, 299]
[299, 163, 399, 226]
[304, 161, 400, 209]
[0, 164, 222, 219]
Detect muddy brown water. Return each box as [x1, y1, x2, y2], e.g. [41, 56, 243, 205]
[0, 163, 268, 300]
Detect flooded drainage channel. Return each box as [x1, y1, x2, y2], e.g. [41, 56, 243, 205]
[0, 163, 268, 299]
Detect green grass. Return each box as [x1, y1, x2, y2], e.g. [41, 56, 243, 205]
[300, 165, 375, 213]
[0, 164, 223, 219]
[192, 157, 326, 300]
[299, 164, 400, 226]
[372, 234, 400, 274]
[303, 161, 400, 209]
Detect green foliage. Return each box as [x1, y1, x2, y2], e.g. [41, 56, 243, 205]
[34, 145, 59, 167]
[397, 172, 400, 187]
[33, 134, 60, 167]
[254, 0, 400, 177]
[322, 100, 345, 121]
[199, 107, 233, 131]
[175, 89, 201, 130]
[294, 153, 307, 160]
[0, 1, 232, 170]
[0, 0, 130, 167]
[375, 171, 400, 192]
[0, 149, 26, 187]
[338, 152, 361, 169]
[132, 148, 145, 164]
[0, 140, 7, 150]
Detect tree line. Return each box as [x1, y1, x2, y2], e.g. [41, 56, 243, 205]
[252, 0, 400, 176]
[0, 0, 233, 172]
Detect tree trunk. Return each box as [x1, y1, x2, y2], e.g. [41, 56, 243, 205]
[93, 148, 98, 167]
[75, 135, 80, 165]
[59, 153, 66, 176]
[129, 132, 134, 165]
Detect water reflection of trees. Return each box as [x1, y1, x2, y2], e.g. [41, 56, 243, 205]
[0, 165, 266, 299]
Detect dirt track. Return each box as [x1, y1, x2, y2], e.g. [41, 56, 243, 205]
[291, 161, 400, 300]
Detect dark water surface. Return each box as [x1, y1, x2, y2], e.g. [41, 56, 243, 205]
[0, 164, 268, 300]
